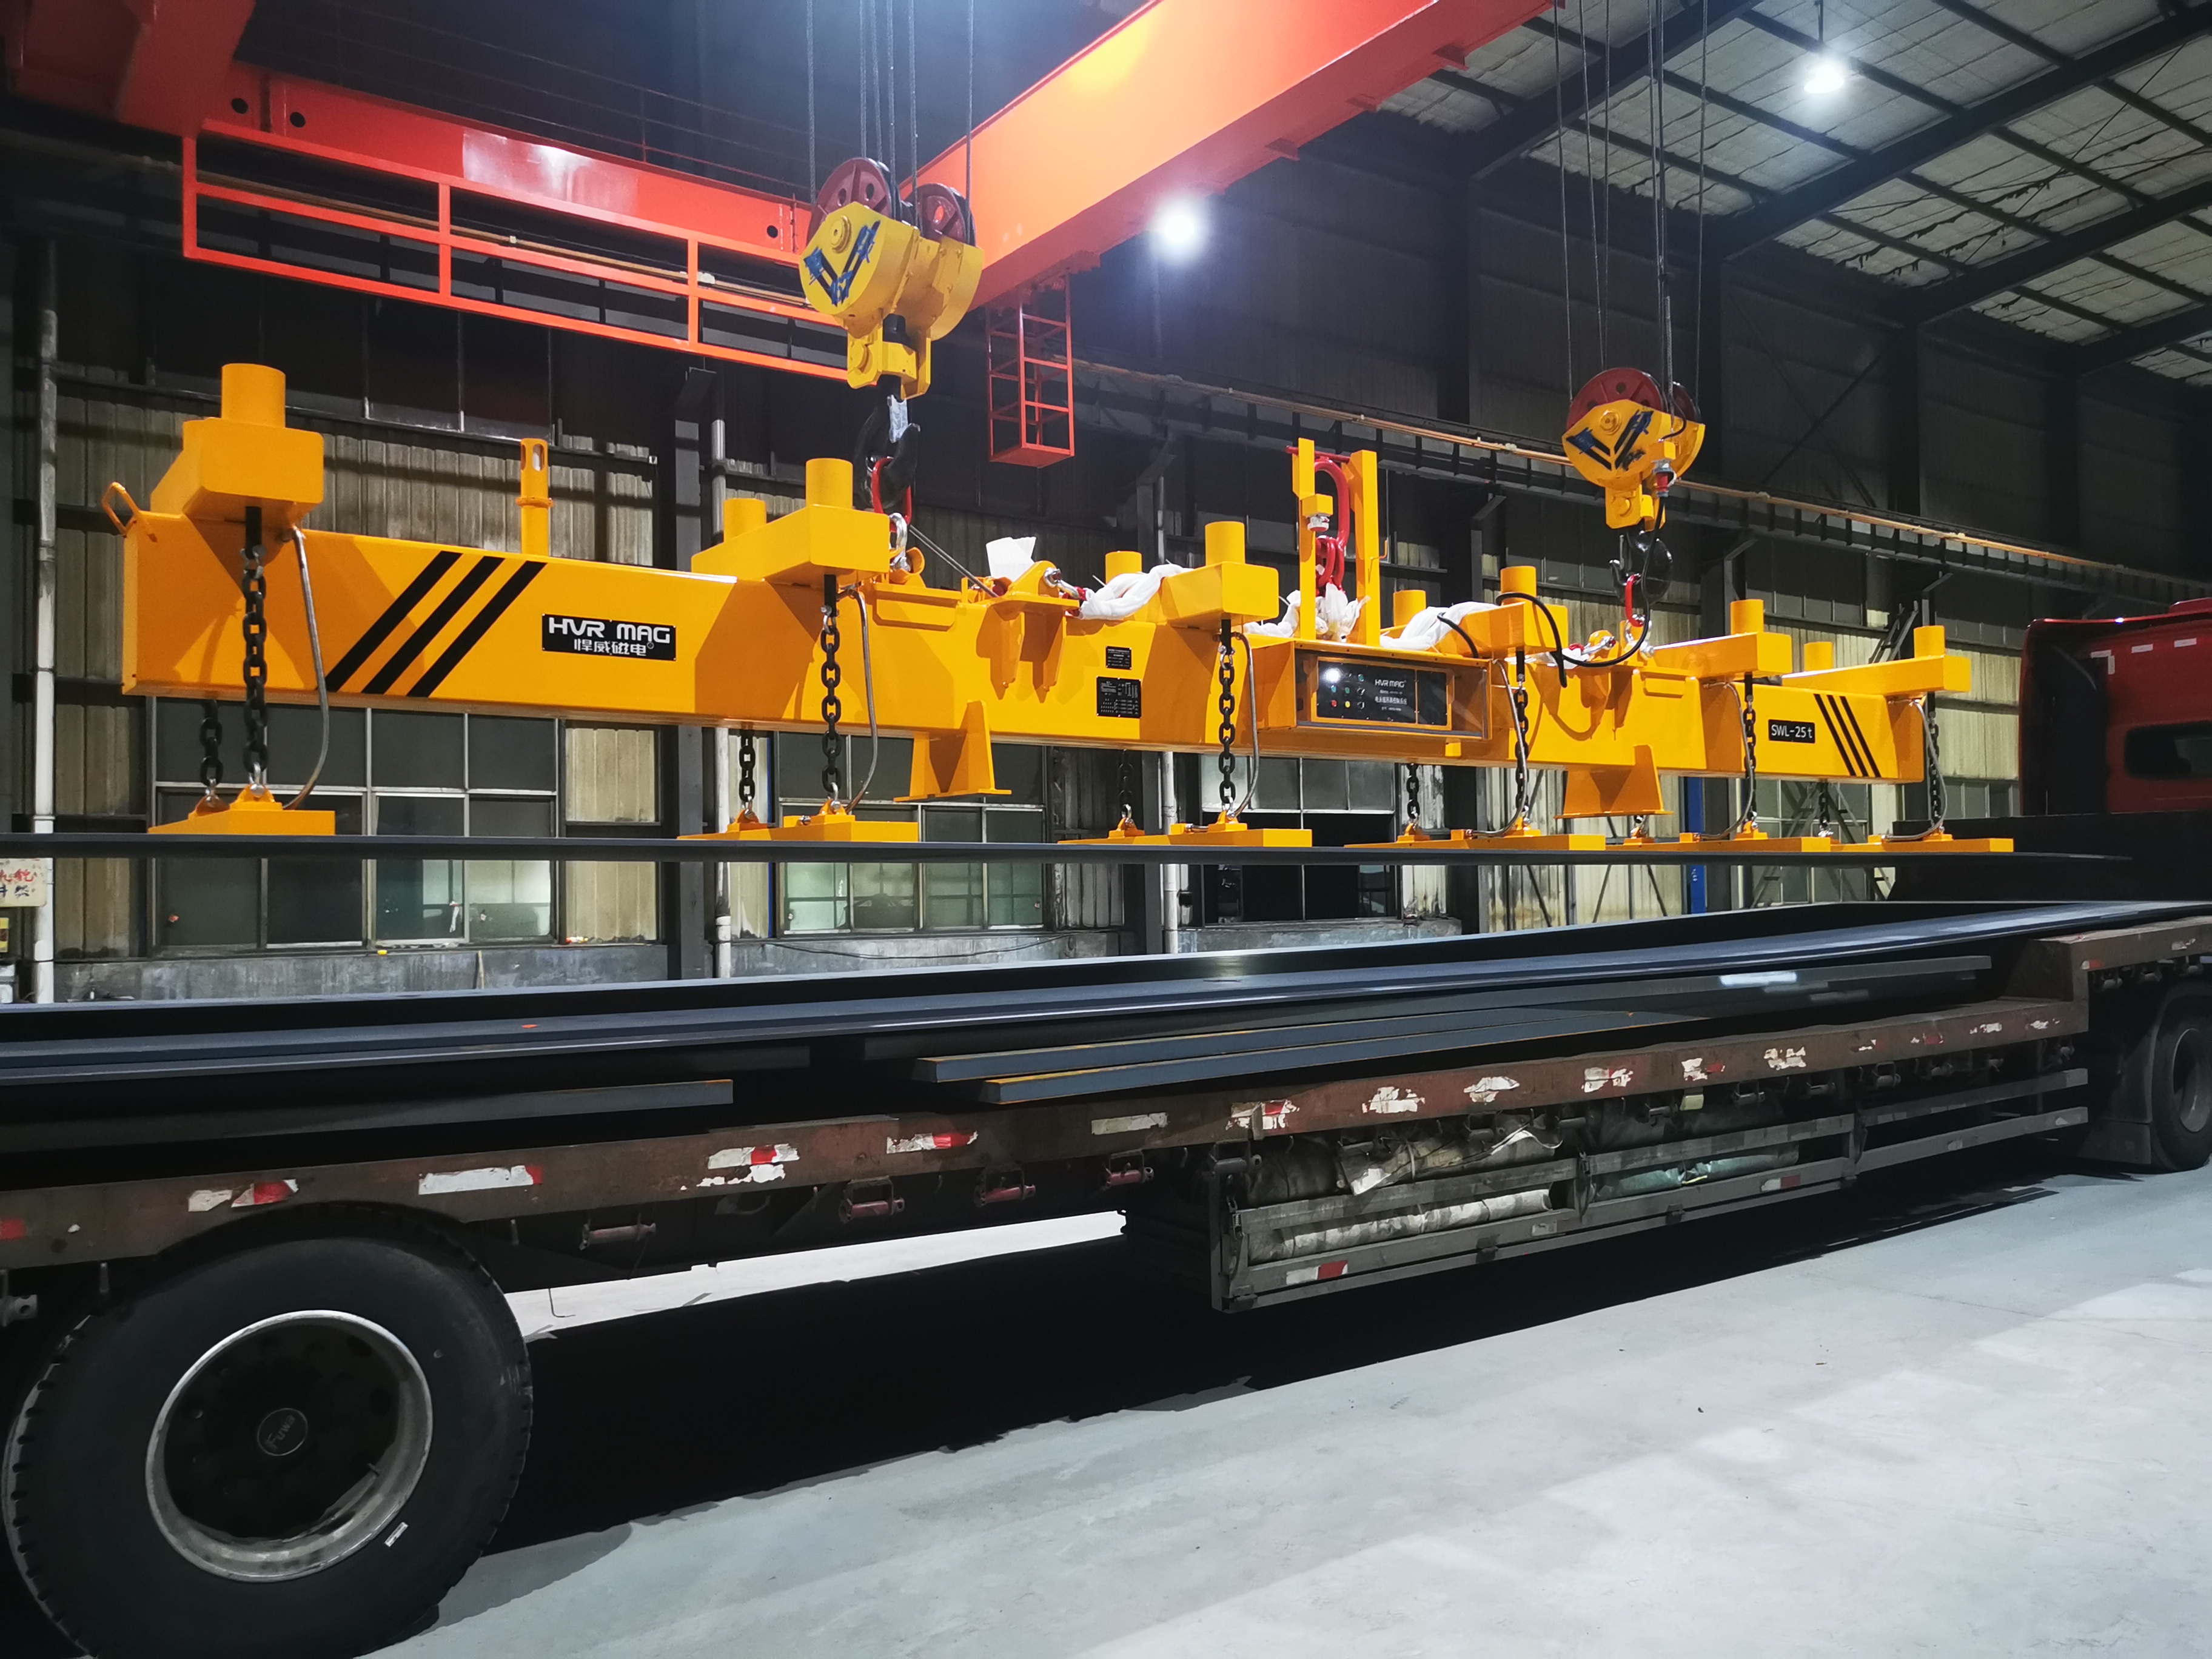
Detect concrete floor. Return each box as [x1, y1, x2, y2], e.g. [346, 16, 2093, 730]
[5, 1147, 2208, 1655]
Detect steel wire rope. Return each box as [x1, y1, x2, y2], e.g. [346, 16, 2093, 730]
[1232, 633, 1262, 819]
[1647, 0, 1669, 396]
[1554, 5, 1575, 389]
[966, 0, 976, 203]
[805, 0, 816, 193]
[1692, 0, 1709, 401]
[1577, 4, 1605, 362]
[1435, 612, 1521, 835]
[907, 0, 920, 207]
[839, 577, 885, 806]
[1597, 0, 1615, 355]
[284, 527, 330, 810]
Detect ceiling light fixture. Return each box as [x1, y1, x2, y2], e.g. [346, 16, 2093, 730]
[1803, 53, 1849, 95]
[1151, 196, 1207, 261]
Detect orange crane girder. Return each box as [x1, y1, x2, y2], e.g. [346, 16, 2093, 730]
[923, 0, 1551, 306]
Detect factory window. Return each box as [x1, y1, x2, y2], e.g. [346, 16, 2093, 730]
[561, 724, 660, 944]
[773, 736, 1045, 934]
[1197, 755, 1396, 925]
[150, 702, 561, 951]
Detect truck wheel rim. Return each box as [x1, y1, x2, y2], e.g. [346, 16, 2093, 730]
[2175, 1030, 2210, 1135]
[146, 1310, 434, 1583]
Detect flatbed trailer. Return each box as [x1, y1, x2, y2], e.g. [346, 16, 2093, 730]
[2, 899, 2208, 1658]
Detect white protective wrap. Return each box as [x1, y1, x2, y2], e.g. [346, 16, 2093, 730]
[1387, 599, 1500, 653]
[1245, 584, 1370, 642]
[1078, 563, 1191, 622]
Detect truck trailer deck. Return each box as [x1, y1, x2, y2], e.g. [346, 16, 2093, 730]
[2, 897, 2208, 1657]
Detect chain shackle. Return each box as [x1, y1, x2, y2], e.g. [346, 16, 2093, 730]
[737, 732, 758, 814]
[1404, 763, 1421, 831]
[819, 575, 845, 804]
[240, 506, 270, 790]
[1215, 619, 1238, 811]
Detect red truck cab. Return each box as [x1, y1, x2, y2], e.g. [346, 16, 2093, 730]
[2021, 597, 2212, 816]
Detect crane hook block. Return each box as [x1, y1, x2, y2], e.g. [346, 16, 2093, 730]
[800, 156, 982, 400]
[1561, 368, 1705, 532]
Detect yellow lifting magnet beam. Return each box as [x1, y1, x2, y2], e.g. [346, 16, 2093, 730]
[114, 366, 2005, 853]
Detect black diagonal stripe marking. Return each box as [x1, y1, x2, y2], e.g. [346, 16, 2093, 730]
[1834, 697, 1871, 778]
[363, 555, 502, 695]
[407, 560, 547, 699]
[1814, 694, 1860, 777]
[1826, 695, 1874, 779]
[329, 551, 460, 691]
[1838, 697, 1880, 779]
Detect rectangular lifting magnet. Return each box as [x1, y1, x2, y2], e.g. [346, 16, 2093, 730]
[685, 806, 920, 844]
[150, 786, 335, 836]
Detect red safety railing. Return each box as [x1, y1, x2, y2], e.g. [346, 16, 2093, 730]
[184, 67, 849, 383]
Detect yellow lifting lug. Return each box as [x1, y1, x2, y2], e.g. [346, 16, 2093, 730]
[149, 363, 325, 534]
[1783, 623, 1971, 699]
[150, 784, 336, 837]
[1644, 598, 1793, 682]
[694, 459, 898, 587]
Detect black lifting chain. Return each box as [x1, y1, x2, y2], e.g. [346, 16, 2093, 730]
[240, 505, 270, 790]
[1404, 763, 1421, 832]
[1509, 649, 1533, 827]
[1920, 696, 1946, 833]
[737, 732, 758, 815]
[1215, 619, 1238, 811]
[1735, 670, 1759, 833]
[197, 700, 224, 802]
[819, 575, 845, 804]
[1117, 751, 1137, 828]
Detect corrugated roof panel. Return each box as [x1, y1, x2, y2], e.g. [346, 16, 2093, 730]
[1672, 101, 1842, 194]
[1971, 290, 2106, 340]
[1905, 132, 2128, 238]
[1780, 218, 1949, 282]
[1822, 176, 2053, 273]
[2108, 32, 2212, 121]
[1716, 27, 1946, 156]
[2029, 261, 2190, 329]
[2102, 218, 2212, 286]
[2133, 346, 2212, 385]
[1459, 10, 1603, 98]
[1378, 0, 2212, 363]
[1818, 0, 2047, 109]
[1976, 0, 2162, 58]
[2003, 87, 2212, 204]
[1381, 77, 1494, 133]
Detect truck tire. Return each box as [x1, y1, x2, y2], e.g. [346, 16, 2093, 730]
[2, 1226, 529, 1659]
[2113, 984, 2212, 1172]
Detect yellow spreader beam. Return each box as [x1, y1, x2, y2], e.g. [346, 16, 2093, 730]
[114, 365, 2003, 852]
